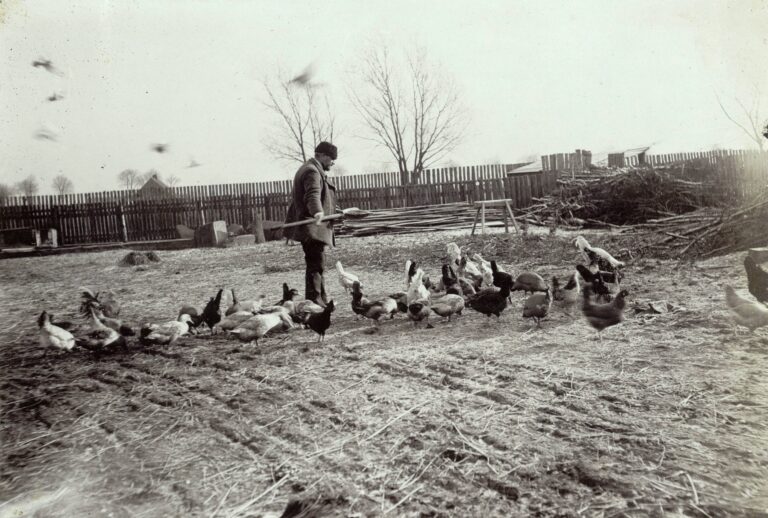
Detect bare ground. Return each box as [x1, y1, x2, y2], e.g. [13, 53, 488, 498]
[1, 229, 767, 517]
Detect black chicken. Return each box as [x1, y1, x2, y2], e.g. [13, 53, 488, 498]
[490, 260, 513, 302]
[200, 289, 224, 330]
[466, 277, 511, 320]
[576, 265, 612, 302]
[744, 256, 768, 305]
[306, 300, 334, 342]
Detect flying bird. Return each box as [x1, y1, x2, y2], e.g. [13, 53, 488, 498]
[47, 92, 64, 102]
[34, 125, 59, 141]
[32, 58, 63, 76]
[288, 62, 325, 88]
[151, 143, 169, 153]
[187, 158, 201, 168]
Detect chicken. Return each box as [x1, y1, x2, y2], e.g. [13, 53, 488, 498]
[491, 260, 514, 302]
[576, 264, 612, 303]
[511, 272, 548, 295]
[407, 300, 433, 329]
[458, 257, 484, 289]
[306, 300, 335, 342]
[279, 283, 324, 321]
[226, 289, 265, 316]
[78, 307, 127, 351]
[472, 254, 495, 287]
[581, 286, 629, 342]
[552, 274, 580, 316]
[440, 264, 475, 297]
[336, 261, 361, 294]
[744, 256, 768, 305]
[388, 291, 409, 313]
[38, 311, 75, 354]
[724, 286, 768, 332]
[430, 294, 465, 321]
[575, 236, 624, 281]
[212, 311, 256, 334]
[522, 289, 552, 328]
[200, 289, 224, 330]
[407, 269, 431, 305]
[178, 304, 204, 329]
[140, 314, 194, 346]
[79, 287, 120, 318]
[466, 277, 511, 320]
[351, 281, 398, 326]
[446, 242, 462, 267]
[404, 260, 434, 292]
[229, 310, 294, 345]
[79, 290, 134, 336]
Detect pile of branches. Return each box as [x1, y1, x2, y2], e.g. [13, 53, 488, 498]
[638, 191, 768, 258]
[551, 167, 712, 226]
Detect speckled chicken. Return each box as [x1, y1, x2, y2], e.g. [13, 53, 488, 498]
[430, 294, 465, 321]
[522, 289, 552, 328]
[511, 272, 548, 295]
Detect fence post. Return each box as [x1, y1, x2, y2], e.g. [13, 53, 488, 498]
[197, 200, 206, 225]
[117, 203, 128, 242]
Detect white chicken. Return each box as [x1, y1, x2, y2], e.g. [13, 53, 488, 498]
[38, 311, 75, 354]
[336, 261, 361, 293]
[407, 268, 431, 305]
[575, 236, 624, 279]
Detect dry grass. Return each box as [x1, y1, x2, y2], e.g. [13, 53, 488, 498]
[1, 229, 767, 517]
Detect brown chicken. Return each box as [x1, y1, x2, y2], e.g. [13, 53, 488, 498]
[581, 285, 629, 342]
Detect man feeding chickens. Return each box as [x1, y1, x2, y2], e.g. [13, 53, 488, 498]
[283, 141, 340, 308]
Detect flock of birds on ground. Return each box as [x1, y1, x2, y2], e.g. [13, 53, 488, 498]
[36, 236, 768, 357]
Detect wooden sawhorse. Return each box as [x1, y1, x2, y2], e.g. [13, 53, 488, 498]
[471, 198, 519, 236]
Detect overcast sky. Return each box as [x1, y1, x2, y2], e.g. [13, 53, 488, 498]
[1, 0, 766, 194]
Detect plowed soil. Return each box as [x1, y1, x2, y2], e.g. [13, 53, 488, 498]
[1, 230, 766, 517]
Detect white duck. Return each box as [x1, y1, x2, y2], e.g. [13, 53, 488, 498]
[140, 314, 193, 345]
[229, 310, 294, 345]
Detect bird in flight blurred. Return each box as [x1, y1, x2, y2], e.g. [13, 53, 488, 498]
[32, 58, 64, 76]
[151, 143, 169, 153]
[288, 62, 324, 88]
[187, 158, 201, 168]
[34, 125, 59, 141]
[47, 92, 64, 102]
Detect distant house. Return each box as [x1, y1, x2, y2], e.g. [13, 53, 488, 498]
[605, 146, 650, 168]
[507, 161, 542, 174]
[138, 174, 172, 199]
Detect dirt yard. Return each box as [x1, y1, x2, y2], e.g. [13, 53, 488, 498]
[1, 229, 767, 517]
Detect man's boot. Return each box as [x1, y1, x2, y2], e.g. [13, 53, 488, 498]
[306, 271, 327, 308]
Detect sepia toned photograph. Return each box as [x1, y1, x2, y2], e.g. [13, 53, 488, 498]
[1, 1, 766, 516]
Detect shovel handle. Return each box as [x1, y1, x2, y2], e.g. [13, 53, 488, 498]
[279, 213, 345, 230]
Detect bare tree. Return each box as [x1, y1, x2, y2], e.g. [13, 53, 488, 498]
[716, 90, 766, 151]
[262, 72, 336, 164]
[165, 174, 180, 187]
[16, 175, 39, 197]
[52, 174, 74, 195]
[118, 169, 142, 189]
[0, 183, 15, 202]
[350, 45, 467, 184]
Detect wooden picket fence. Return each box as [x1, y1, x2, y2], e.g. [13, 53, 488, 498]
[0, 164, 557, 245]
